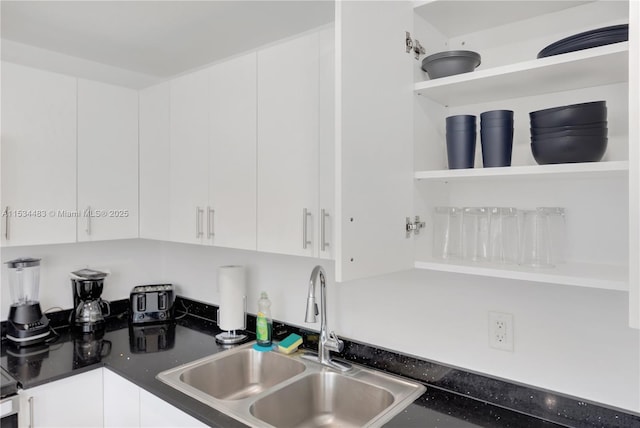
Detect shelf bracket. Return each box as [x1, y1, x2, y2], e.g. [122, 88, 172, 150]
[406, 216, 426, 238]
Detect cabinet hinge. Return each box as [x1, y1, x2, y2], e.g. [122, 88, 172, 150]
[406, 216, 426, 238]
[405, 31, 425, 60]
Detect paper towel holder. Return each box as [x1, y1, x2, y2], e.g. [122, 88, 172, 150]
[215, 296, 248, 345]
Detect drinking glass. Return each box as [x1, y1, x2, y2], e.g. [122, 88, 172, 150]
[538, 207, 566, 264]
[488, 207, 519, 264]
[433, 207, 462, 260]
[519, 210, 554, 268]
[462, 207, 490, 262]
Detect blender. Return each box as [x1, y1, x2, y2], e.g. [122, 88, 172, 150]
[5, 258, 51, 346]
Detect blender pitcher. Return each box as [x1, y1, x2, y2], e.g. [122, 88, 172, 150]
[5, 258, 50, 346]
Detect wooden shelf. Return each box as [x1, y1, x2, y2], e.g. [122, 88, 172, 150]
[413, 0, 592, 38]
[414, 161, 629, 183]
[414, 43, 628, 106]
[415, 260, 628, 291]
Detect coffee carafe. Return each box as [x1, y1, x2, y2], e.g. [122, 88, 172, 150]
[70, 269, 111, 333]
[5, 258, 51, 346]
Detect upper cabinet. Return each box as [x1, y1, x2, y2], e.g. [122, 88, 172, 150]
[257, 29, 335, 259]
[77, 79, 139, 241]
[139, 82, 171, 241]
[334, 1, 415, 281]
[334, 1, 638, 327]
[256, 31, 320, 258]
[1, 62, 78, 246]
[139, 28, 332, 256]
[2, 62, 76, 246]
[168, 69, 210, 245]
[208, 52, 258, 251]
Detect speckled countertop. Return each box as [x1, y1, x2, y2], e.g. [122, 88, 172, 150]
[1, 300, 637, 428]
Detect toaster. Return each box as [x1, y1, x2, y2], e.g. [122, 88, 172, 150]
[130, 284, 175, 324]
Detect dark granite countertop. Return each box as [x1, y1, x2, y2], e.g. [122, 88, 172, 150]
[1, 302, 637, 428]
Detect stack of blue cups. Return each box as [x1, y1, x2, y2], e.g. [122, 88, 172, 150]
[445, 115, 476, 169]
[480, 110, 514, 167]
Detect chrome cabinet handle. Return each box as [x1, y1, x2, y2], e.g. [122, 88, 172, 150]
[4, 206, 9, 240]
[207, 207, 215, 239]
[321, 209, 330, 251]
[28, 396, 34, 428]
[302, 208, 312, 249]
[196, 207, 204, 238]
[86, 206, 92, 236]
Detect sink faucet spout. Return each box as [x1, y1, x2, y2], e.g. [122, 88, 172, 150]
[304, 266, 351, 372]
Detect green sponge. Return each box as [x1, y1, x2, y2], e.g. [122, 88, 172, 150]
[278, 333, 302, 354]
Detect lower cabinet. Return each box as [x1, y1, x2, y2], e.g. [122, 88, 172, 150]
[103, 369, 139, 428]
[19, 369, 103, 428]
[139, 389, 207, 428]
[18, 369, 206, 428]
[103, 369, 206, 428]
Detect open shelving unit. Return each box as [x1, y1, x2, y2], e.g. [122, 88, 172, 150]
[410, 0, 632, 296]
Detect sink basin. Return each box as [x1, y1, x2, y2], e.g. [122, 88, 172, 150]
[250, 372, 394, 427]
[163, 348, 305, 400]
[178, 349, 305, 400]
[157, 342, 425, 427]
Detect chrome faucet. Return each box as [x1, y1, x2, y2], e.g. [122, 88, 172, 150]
[304, 265, 351, 371]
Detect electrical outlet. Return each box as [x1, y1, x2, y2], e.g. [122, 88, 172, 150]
[488, 311, 514, 351]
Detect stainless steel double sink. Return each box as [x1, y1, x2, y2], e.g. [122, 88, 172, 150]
[157, 341, 426, 427]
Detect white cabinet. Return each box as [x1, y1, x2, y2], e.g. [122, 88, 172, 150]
[163, 54, 258, 250]
[1, 62, 78, 246]
[139, 388, 207, 428]
[19, 368, 103, 428]
[334, 2, 414, 280]
[257, 30, 333, 258]
[169, 69, 210, 245]
[139, 82, 171, 241]
[104, 369, 140, 428]
[336, 1, 639, 326]
[208, 52, 258, 251]
[77, 79, 139, 241]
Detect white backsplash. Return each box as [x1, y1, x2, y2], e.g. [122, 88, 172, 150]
[1, 239, 638, 412]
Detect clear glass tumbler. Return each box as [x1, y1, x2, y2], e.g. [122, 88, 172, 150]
[433, 207, 462, 260]
[519, 210, 554, 268]
[462, 207, 490, 262]
[537, 207, 566, 264]
[488, 207, 519, 264]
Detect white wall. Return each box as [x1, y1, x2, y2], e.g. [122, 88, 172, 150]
[1, 239, 638, 412]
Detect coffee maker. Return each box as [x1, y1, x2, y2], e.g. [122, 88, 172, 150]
[5, 258, 50, 346]
[70, 269, 111, 333]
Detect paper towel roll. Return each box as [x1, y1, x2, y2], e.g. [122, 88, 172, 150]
[218, 265, 246, 331]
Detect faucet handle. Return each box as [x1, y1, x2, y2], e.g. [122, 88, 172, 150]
[327, 331, 344, 352]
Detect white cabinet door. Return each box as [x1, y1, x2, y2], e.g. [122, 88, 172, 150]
[140, 82, 171, 241]
[139, 389, 207, 428]
[103, 369, 140, 428]
[169, 69, 209, 245]
[257, 31, 320, 257]
[318, 26, 335, 260]
[19, 368, 103, 428]
[335, 1, 414, 281]
[208, 52, 257, 250]
[1, 62, 77, 246]
[77, 79, 139, 241]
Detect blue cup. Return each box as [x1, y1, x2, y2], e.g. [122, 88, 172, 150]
[481, 113, 513, 167]
[446, 128, 476, 169]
